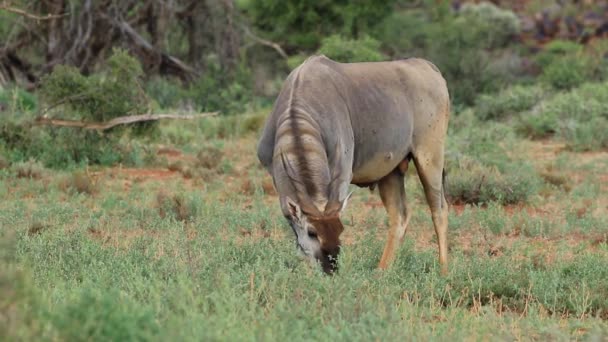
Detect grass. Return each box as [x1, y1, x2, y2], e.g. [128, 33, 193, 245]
[1, 111, 607, 341]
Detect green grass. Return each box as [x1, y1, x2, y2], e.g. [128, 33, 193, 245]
[1, 96, 607, 341]
[1, 145, 607, 341]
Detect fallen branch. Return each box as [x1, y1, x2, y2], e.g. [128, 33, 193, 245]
[33, 112, 218, 131]
[0, 2, 67, 20]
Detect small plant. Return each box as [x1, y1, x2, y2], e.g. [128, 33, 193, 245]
[71, 171, 98, 195]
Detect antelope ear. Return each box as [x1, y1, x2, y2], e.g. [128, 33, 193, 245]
[285, 196, 302, 220]
[324, 191, 353, 216]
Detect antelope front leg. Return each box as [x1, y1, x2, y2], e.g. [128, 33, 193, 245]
[377, 170, 411, 270]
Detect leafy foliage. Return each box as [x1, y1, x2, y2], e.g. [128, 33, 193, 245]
[517, 81, 608, 150]
[40, 48, 149, 124]
[242, 0, 397, 51]
[475, 85, 545, 121]
[0, 49, 158, 168]
[374, 2, 521, 105]
[317, 35, 386, 63]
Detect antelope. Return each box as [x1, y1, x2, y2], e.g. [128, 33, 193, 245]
[257, 55, 450, 274]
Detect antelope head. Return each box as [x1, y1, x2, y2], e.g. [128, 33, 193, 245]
[280, 194, 351, 274]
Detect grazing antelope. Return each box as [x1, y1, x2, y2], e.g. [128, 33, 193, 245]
[257, 55, 450, 274]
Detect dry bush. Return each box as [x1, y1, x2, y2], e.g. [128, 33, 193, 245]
[195, 145, 223, 169]
[57, 170, 99, 195]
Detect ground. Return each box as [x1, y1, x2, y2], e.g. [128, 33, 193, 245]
[1, 131, 607, 341]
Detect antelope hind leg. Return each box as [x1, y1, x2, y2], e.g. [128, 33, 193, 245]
[377, 169, 411, 270]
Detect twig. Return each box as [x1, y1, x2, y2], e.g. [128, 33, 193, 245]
[33, 112, 219, 131]
[0, 2, 67, 20]
[241, 25, 288, 60]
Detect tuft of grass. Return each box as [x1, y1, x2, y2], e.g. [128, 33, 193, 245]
[10, 159, 46, 179]
[58, 170, 99, 195]
[27, 222, 50, 236]
[195, 145, 223, 169]
[155, 191, 195, 222]
[446, 157, 540, 205]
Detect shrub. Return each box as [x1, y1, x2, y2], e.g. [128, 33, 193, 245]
[475, 84, 545, 121]
[534, 40, 583, 69]
[40, 48, 149, 125]
[185, 55, 253, 115]
[317, 35, 386, 63]
[446, 157, 539, 205]
[559, 116, 608, 152]
[458, 2, 520, 48]
[1, 49, 161, 168]
[517, 81, 608, 146]
[145, 76, 187, 110]
[541, 56, 588, 90]
[446, 117, 542, 205]
[243, 0, 396, 51]
[376, 2, 521, 105]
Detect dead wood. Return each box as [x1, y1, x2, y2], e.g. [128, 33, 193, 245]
[33, 112, 218, 131]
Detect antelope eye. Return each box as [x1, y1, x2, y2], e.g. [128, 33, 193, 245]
[307, 230, 318, 239]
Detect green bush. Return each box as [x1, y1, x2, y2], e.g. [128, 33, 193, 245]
[541, 56, 589, 90]
[531, 254, 608, 318]
[41, 48, 149, 124]
[185, 55, 253, 115]
[534, 40, 583, 69]
[242, 0, 396, 51]
[145, 76, 186, 110]
[375, 2, 521, 105]
[475, 84, 545, 121]
[458, 2, 520, 48]
[559, 116, 608, 152]
[317, 34, 386, 63]
[446, 156, 540, 205]
[0, 49, 161, 168]
[517, 81, 608, 146]
[445, 117, 542, 205]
